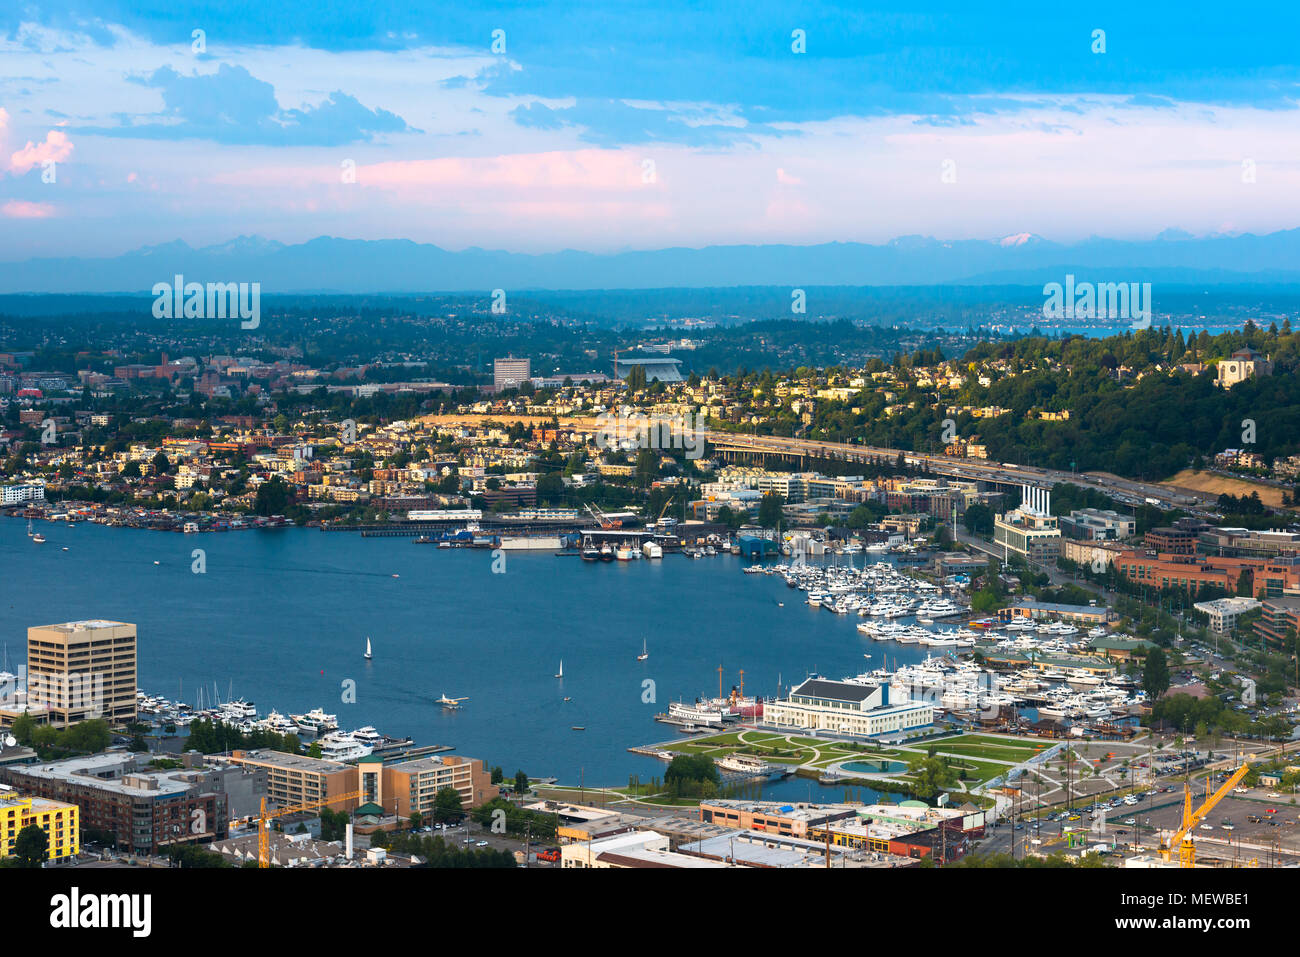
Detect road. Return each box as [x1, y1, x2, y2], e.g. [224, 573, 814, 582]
[707, 431, 1215, 510]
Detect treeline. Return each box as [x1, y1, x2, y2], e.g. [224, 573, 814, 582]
[470, 798, 558, 841]
[374, 831, 516, 868]
[800, 323, 1300, 481]
[183, 717, 302, 755]
[10, 715, 110, 760]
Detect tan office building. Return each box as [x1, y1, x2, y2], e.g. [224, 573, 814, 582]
[228, 750, 356, 810]
[26, 620, 137, 727]
[228, 751, 495, 818]
[380, 755, 497, 819]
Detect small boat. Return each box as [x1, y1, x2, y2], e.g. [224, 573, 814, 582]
[637, 639, 648, 661]
[554, 660, 564, 679]
[364, 637, 373, 661]
[571, 726, 585, 731]
[563, 696, 571, 702]
[32, 533, 46, 544]
[61, 547, 68, 551]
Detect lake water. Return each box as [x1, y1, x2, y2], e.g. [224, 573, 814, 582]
[1, 517, 931, 796]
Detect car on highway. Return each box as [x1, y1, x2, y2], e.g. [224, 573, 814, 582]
[1199, 824, 1213, 831]
[475, 840, 489, 847]
[1124, 818, 1136, 826]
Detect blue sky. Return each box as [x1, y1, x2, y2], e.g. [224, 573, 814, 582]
[2, 1, 1299, 258]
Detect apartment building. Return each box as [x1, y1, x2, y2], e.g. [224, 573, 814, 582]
[0, 790, 79, 862]
[1, 484, 45, 506]
[0, 752, 226, 854]
[26, 620, 137, 727]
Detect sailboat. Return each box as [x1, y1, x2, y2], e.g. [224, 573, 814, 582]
[554, 660, 564, 679]
[637, 639, 648, 661]
[364, 637, 373, 661]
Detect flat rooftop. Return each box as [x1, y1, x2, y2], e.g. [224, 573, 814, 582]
[232, 749, 348, 773]
[9, 752, 194, 797]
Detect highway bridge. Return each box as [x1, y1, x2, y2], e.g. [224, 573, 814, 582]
[705, 431, 1214, 511]
[417, 413, 1214, 512]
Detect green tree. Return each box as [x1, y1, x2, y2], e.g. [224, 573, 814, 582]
[758, 491, 784, 531]
[12, 824, 48, 867]
[433, 786, 464, 824]
[1143, 647, 1171, 700]
[254, 476, 290, 516]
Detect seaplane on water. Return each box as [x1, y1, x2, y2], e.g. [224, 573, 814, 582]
[436, 693, 468, 710]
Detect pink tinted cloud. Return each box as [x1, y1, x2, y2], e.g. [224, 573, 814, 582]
[221, 149, 650, 193]
[2, 200, 55, 218]
[8, 129, 73, 175]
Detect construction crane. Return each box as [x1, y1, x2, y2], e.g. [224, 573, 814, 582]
[584, 502, 621, 529]
[258, 790, 363, 868]
[655, 498, 675, 524]
[1160, 760, 1251, 868]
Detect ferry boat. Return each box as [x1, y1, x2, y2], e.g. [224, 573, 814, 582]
[715, 753, 790, 781]
[666, 701, 729, 725]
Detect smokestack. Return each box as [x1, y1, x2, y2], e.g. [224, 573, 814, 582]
[345, 822, 354, 859]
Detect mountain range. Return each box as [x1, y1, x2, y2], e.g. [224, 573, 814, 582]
[5, 230, 1300, 294]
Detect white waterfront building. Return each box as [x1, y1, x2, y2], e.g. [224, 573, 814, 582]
[764, 678, 933, 737]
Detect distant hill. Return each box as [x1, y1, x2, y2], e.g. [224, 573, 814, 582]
[6, 229, 1300, 293]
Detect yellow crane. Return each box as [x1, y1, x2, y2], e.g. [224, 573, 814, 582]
[1160, 760, 1251, 868]
[258, 790, 363, 868]
[656, 497, 675, 524]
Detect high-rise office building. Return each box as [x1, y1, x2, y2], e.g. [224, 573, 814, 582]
[493, 357, 531, 391]
[26, 620, 137, 727]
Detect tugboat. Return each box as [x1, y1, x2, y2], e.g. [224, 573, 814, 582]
[599, 543, 614, 562]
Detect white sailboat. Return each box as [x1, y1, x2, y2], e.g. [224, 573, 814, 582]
[364, 637, 372, 660]
[554, 660, 564, 678]
[637, 639, 648, 661]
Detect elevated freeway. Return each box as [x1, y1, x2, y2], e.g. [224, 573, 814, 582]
[705, 431, 1215, 510]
